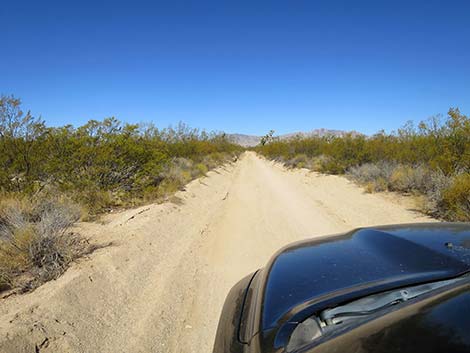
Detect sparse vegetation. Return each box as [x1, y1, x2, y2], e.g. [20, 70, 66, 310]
[1, 94, 468, 293]
[256, 108, 470, 221]
[0, 95, 241, 292]
[0, 95, 241, 212]
[0, 196, 87, 292]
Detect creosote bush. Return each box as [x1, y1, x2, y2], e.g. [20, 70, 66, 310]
[0, 95, 242, 214]
[0, 95, 242, 292]
[441, 174, 470, 221]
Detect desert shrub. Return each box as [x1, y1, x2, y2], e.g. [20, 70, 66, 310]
[0, 226, 34, 289]
[0, 196, 86, 292]
[348, 162, 394, 193]
[284, 154, 310, 169]
[389, 165, 432, 193]
[192, 163, 208, 178]
[440, 174, 470, 221]
[160, 158, 193, 188]
[154, 179, 186, 199]
[316, 157, 346, 174]
[310, 155, 332, 172]
[205, 152, 230, 165]
[28, 230, 83, 283]
[256, 108, 469, 175]
[0, 96, 242, 214]
[422, 170, 453, 217]
[364, 178, 389, 193]
[273, 155, 286, 164]
[201, 154, 220, 170]
[347, 162, 395, 185]
[33, 195, 83, 229]
[74, 187, 116, 214]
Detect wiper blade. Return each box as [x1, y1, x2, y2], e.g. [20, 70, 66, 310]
[287, 275, 467, 352]
[320, 277, 464, 325]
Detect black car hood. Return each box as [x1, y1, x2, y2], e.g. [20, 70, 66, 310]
[257, 223, 470, 348]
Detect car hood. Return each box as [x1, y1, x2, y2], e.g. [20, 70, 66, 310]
[256, 223, 470, 349]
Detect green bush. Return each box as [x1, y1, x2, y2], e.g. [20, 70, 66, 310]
[193, 163, 209, 177]
[441, 174, 470, 221]
[0, 96, 242, 214]
[256, 108, 470, 175]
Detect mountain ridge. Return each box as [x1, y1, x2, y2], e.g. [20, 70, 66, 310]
[227, 129, 362, 147]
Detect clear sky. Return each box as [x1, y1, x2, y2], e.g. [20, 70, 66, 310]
[2, 0, 469, 135]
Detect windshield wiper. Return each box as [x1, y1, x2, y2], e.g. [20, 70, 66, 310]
[287, 276, 467, 353]
[320, 277, 464, 325]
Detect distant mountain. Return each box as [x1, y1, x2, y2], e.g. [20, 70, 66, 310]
[227, 129, 361, 147]
[280, 128, 362, 139]
[227, 134, 262, 147]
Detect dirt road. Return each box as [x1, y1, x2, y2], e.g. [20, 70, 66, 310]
[0, 152, 433, 353]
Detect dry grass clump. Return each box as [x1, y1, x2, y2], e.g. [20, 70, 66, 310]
[389, 165, 431, 193]
[421, 169, 453, 216]
[347, 162, 433, 194]
[364, 178, 389, 193]
[0, 196, 88, 293]
[347, 162, 396, 186]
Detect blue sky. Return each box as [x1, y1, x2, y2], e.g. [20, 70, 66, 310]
[1, 0, 469, 135]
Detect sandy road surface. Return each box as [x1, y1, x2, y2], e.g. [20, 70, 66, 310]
[0, 152, 433, 353]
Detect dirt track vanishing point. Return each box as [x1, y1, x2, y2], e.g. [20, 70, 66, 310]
[0, 152, 433, 353]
